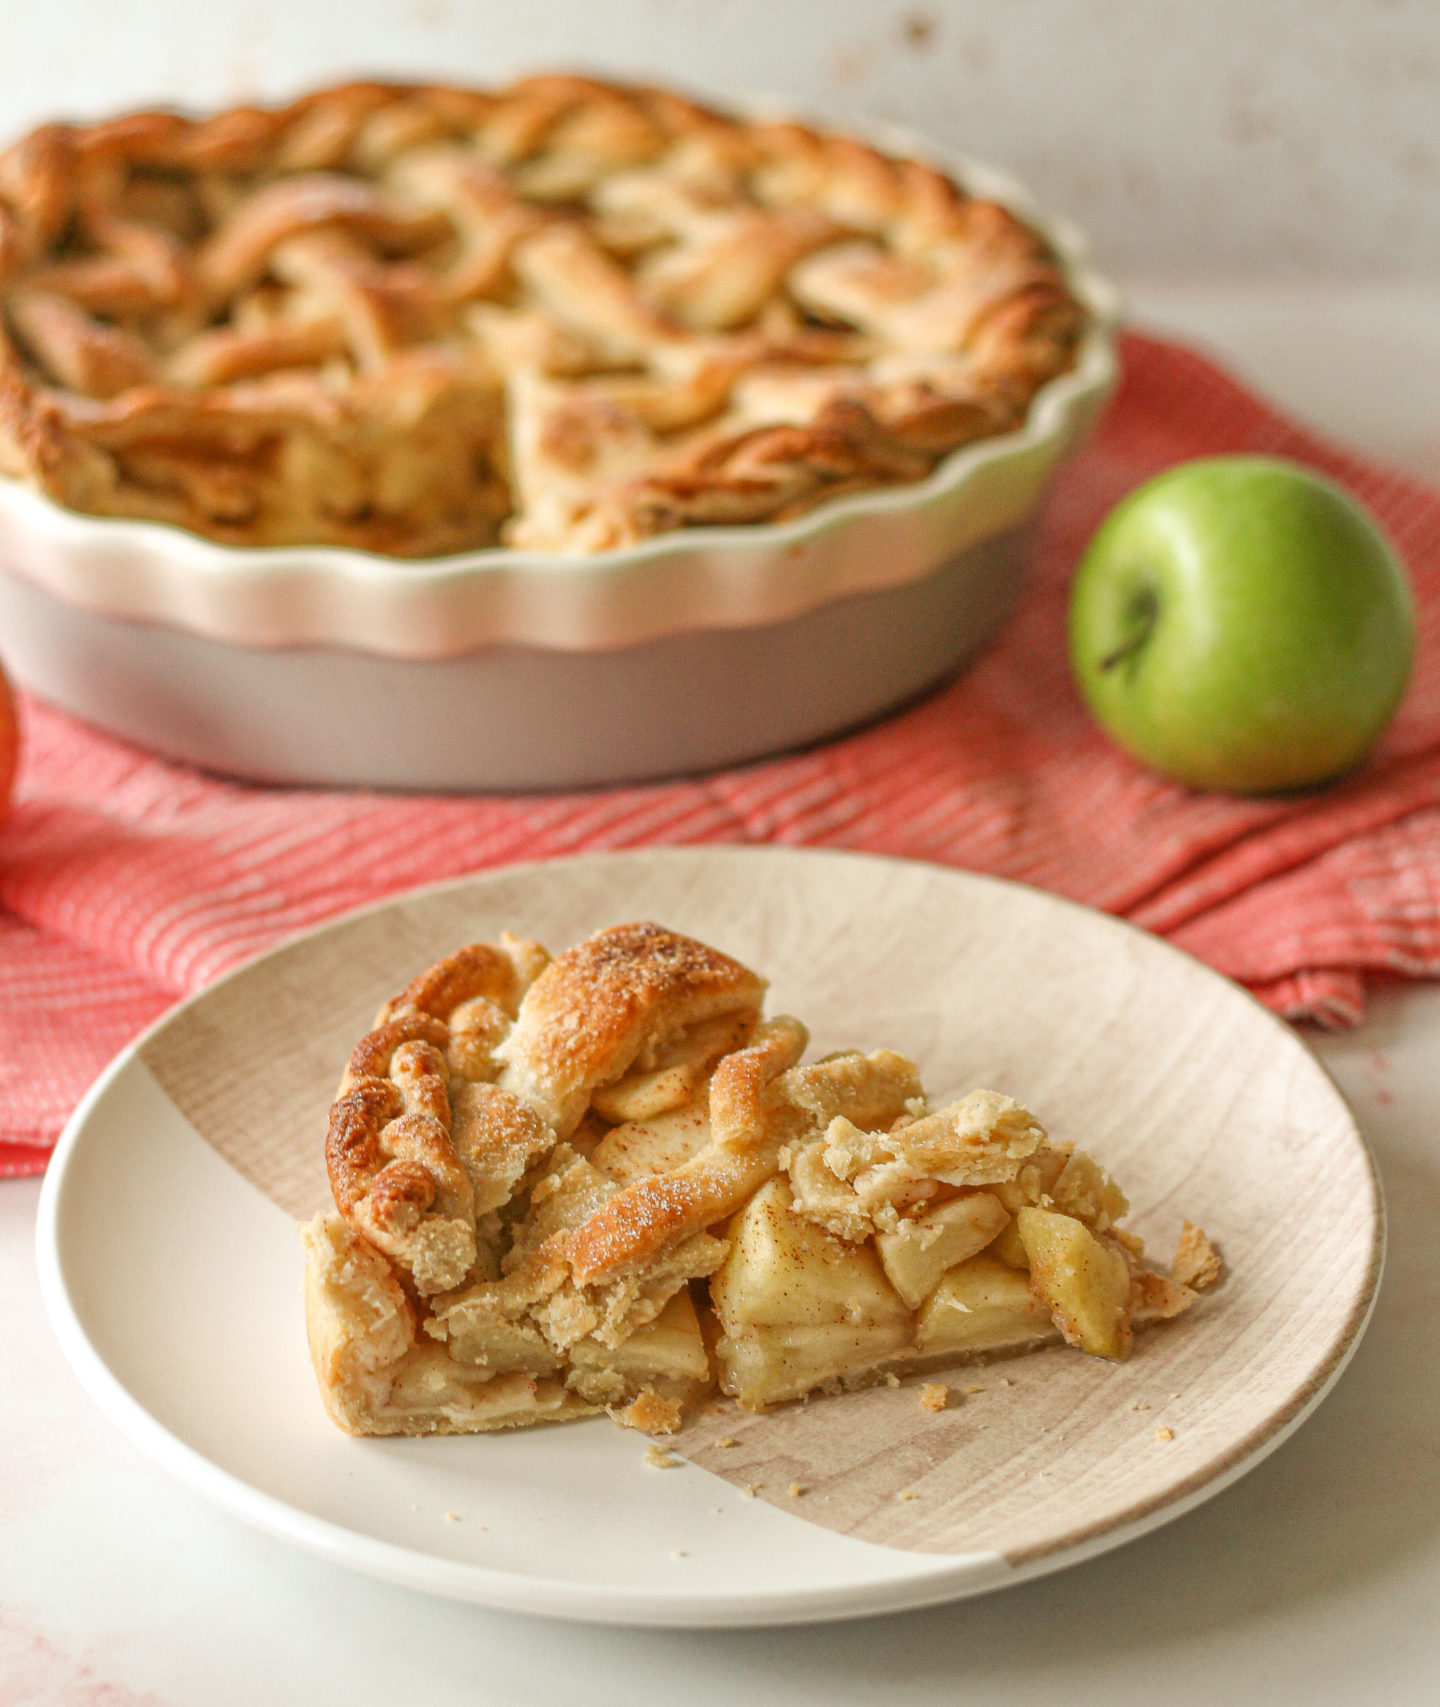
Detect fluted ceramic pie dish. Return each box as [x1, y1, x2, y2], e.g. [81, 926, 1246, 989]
[0, 90, 1118, 790]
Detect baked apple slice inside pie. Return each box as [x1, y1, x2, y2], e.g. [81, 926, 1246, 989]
[300, 922, 1219, 1435]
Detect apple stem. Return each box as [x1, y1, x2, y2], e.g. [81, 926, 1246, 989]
[1098, 586, 1158, 673]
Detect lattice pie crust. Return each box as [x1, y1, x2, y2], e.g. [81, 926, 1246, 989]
[301, 923, 1218, 1437]
[0, 76, 1085, 556]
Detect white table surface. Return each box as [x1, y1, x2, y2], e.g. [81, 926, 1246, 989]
[4, 306, 1439, 1702]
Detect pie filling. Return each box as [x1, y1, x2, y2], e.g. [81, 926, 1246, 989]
[301, 922, 1220, 1436]
[0, 75, 1085, 556]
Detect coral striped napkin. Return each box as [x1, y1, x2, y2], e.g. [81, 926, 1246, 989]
[3, 332, 1439, 1177]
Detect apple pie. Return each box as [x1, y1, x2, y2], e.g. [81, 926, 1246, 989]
[300, 922, 1219, 1436]
[0, 75, 1085, 556]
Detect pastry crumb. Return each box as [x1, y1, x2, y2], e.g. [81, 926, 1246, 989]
[1172, 1221, 1223, 1292]
[919, 1383, 948, 1413]
[716, 1436, 738, 1448]
[1129, 1400, 1151, 1412]
[1112, 1225, 1145, 1258]
[616, 1391, 683, 1435]
[883, 1372, 901, 1388]
[644, 1445, 681, 1469]
[787, 1481, 806, 1498]
[670, 1548, 689, 1559]
[443, 1511, 460, 1522]
[740, 1483, 759, 1499]
[1155, 1426, 1174, 1444]
[897, 1489, 919, 1501]
[964, 1384, 984, 1395]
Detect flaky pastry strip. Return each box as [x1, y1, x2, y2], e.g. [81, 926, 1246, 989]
[328, 1026, 476, 1294]
[323, 934, 553, 1295]
[565, 1016, 807, 1284]
[496, 921, 765, 1137]
[564, 1030, 925, 1288]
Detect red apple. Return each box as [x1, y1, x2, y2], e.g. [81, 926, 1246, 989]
[0, 657, 18, 824]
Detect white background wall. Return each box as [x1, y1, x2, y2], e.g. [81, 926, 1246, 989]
[4, 0, 1437, 280]
[2, 0, 1436, 471]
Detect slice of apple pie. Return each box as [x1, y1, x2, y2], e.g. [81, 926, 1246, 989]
[300, 922, 1219, 1435]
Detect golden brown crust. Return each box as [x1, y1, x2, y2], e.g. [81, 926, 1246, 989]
[325, 1077, 405, 1213]
[333, 1033, 477, 1295]
[497, 921, 766, 1137]
[343, 1012, 450, 1085]
[379, 939, 532, 1023]
[0, 75, 1085, 555]
[323, 936, 562, 1296]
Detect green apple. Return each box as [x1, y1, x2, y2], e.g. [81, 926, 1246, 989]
[1068, 456, 1415, 793]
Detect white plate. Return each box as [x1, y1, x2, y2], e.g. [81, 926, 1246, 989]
[36, 847, 1382, 1626]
